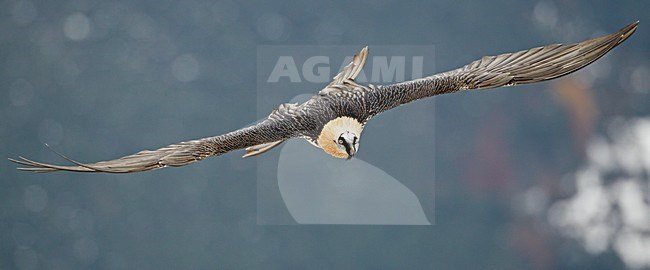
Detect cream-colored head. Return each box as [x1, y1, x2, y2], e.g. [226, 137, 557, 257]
[317, 117, 363, 159]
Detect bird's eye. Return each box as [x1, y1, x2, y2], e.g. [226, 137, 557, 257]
[338, 139, 344, 144]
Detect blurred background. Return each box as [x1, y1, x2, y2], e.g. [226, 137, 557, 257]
[1, 0, 649, 269]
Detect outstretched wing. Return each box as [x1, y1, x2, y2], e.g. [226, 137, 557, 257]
[366, 21, 638, 115]
[10, 106, 303, 173]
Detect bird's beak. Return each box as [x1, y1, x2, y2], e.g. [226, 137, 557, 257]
[340, 131, 357, 160]
[346, 146, 356, 160]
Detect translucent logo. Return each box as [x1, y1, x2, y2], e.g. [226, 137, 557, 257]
[266, 55, 425, 84]
[256, 46, 436, 225]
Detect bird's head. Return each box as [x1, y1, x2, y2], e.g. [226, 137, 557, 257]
[336, 131, 359, 159]
[317, 117, 363, 159]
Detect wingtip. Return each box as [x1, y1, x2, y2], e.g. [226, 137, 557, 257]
[8, 157, 22, 169]
[358, 45, 369, 55]
[620, 20, 638, 29]
[629, 20, 639, 31]
[8, 156, 28, 166]
[614, 21, 639, 45]
[359, 45, 369, 56]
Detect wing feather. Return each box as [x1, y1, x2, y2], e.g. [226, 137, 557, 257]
[10, 110, 302, 173]
[368, 21, 638, 114]
[319, 46, 369, 95]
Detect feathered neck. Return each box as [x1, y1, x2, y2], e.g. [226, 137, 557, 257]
[317, 117, 363, 158]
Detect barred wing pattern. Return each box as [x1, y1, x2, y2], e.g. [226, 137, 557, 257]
[10, 114, 301, 173]
[367, 21, 638, 115]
